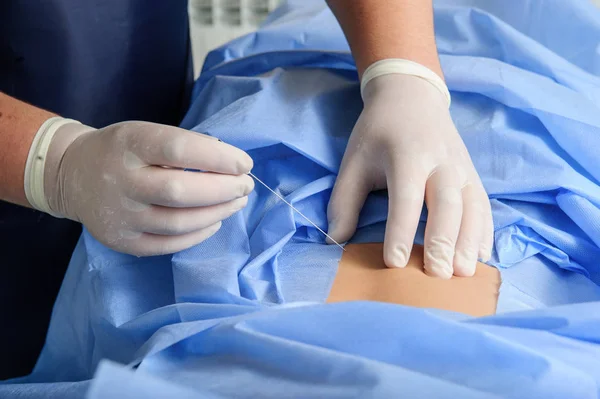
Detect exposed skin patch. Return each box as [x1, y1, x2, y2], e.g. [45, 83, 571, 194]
[327, 243, 500, 317]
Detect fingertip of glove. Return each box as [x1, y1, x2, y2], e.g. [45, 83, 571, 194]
[426, 265, 453, 280]
[453, 250, 477, 277]
[384, 244, 409, 268]
[212, 138, 253, 174]
[478, 245, 492, 263]
[326, 220, 351, 245]
[326, 220, 339, 245]
[239, 153, 254, 174]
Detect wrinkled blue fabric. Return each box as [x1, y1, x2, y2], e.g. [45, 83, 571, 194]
[3, 0, 600, 397]
[84, 301, 600, 399]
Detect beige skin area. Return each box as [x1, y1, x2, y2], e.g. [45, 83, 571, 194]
[327, 243, 500, 317]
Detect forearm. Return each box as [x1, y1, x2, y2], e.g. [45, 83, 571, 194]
[0, 92, 56, 207]
[327, 0, 442, 79]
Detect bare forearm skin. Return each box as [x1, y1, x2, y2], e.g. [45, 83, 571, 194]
[0, 92, 55, 207]
[327, 0, 443, 79]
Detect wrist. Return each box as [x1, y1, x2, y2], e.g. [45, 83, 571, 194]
[360, 59, 451, 107]
[24, 116, 94, 218]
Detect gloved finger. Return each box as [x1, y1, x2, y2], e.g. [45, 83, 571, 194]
[327, 156, 372, 244]
[452, 184, 482, 277]
[479, 190, 494, 262]
[127, 168, 254, 208]
[423, 167, 464, 279]
[126, 124, 253, 175]
[383, 166, 426, 268]
[126, 222, 222, 257]
[134, 196, 248, 236]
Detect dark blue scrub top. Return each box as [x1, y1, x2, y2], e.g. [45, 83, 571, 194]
[0, 0, 192, 379]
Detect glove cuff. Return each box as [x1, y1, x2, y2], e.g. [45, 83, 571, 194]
[24, 116, 81, 217]
[360, 59, 451, 108]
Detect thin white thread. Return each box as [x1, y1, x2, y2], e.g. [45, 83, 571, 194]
[248, 172, 346, 251]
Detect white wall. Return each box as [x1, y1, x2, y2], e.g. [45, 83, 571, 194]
[189, 0, 282, 78]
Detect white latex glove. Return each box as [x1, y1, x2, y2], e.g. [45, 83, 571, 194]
[25, 118, 254, 256]
[327, 60, 493, 278]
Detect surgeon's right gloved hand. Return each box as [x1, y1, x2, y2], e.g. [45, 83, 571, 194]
[327, 59, 493, 279]
[24, 119, 254, 256]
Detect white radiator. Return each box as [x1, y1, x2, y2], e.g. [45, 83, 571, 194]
[189, 0, 282, 77]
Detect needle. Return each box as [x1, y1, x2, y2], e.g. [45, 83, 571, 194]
[248, 172, 346, 251]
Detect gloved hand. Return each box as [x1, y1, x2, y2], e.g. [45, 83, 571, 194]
[25, 119, 253, 256]
[327, 60, 493, 279]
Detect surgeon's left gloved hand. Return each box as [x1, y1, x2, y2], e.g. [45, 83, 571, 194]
[327, 59, 493, 279]
[24, 119, 254, 256]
